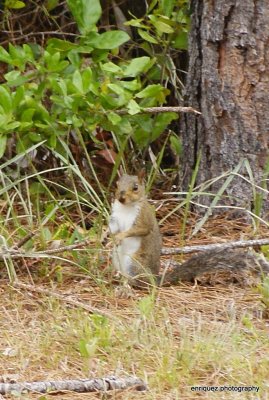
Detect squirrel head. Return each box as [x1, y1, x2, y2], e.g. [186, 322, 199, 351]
[115, 170, 146, 205]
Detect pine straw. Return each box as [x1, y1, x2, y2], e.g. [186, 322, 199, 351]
[0, 215, 269, 399]
[160, 209, 269, 248]
[0, 279, 267, 399]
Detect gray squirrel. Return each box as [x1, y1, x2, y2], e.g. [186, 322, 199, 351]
[109, 171, 269, 286]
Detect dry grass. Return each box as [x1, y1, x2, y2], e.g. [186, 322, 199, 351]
[0, 278, 268, 399]
[0, 215, 269, 399]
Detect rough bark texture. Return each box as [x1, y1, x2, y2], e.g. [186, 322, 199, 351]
[181, 0, 269, 212]
[161, 238, 269, 255]
[0, 376, 147, 395]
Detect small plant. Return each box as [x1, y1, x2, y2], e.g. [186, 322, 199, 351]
[257, 276, 269, 311]
[78, 314, 112, 358]
[137, 291, 156, 319]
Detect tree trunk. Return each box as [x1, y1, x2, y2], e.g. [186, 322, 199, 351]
[181, 0, 269, 213]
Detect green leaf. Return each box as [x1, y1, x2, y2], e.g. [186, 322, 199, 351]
[136, 84, 164, 99]
[4, 70, 29, 86]
[46, 0, 59, 11]
[101, 62, 122, 74]
[68, 50, 81, 66]
[117, 116, 132, 134]
[154, 20, 174, 34]
[90, 31, 130, 49]
[134, 113, 177, 146]
[135, 115, 153, 132]
[0, 47, 12, 64]
[107, 112, 121, 125]
[173, 31, 188, 50]
[13, 86, 25, 108]
[133, 128, 151, 147]
[45, 50, 69, 72]
[124, 18, 145, 28]
[20, 108, 35, 122]
[48, 133, 57, 148]
[29, 132, 42, 143]
[19, 122, 32, 130]
[0, 115, 13, 132]
[6, 121, 20, 130]
[121, 80, 140, 91]
[0, 135, 7, 158]
[72, 70, 84, 93]
[138, 29, 158, 44]
[8, 43, 27, 69]
[0, 86, 12, 114]
[66, 0, 102, 34]
[148, 0, 158, 13]
[6, 0, 25, 9]
[127, 99, 141, 115]
[170, 134, 182, 156]
[160, 0, 175, 17]
[149, 15, 174, 34]
[82, 68, 93, 92]
[22, 44, 34, 62]
[152, 112, 178, 140]
[123, 56, 151, 77]
[107, 83, 125, 96]
[46, 38, 78, 52]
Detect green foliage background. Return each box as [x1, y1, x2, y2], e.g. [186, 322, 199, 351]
[0, 0, 189, 160]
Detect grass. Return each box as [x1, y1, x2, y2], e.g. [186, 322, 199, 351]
[0, 280, 268, 399]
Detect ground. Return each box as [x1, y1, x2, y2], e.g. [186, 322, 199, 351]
[0, 215, 269, 399]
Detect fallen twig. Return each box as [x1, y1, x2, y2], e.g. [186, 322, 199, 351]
[0, 238, 91, 258]
[161, 238, 269, 255]
[13, 231, 37, 249]
[1, 238, 269, 258]
[0, 376, 147, 395]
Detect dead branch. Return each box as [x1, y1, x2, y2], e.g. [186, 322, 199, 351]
[0, 376, 147, 395]
[35, 239, 91, 254]
[13, 231, 37, 249]
[1, 238, 269, 259]
[13, 282, 115, 319]
[117, 106, 201, 115]
[161, 238, 269, 255]
[0, 238, 91, 258]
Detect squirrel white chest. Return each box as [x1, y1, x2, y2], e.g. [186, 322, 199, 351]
[109, 200, 141, 275]
[109, 199, 140, 233]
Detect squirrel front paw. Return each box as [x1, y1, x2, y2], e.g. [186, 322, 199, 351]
[114, 232, 126, 245]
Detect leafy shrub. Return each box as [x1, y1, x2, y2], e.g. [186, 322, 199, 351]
[0, 0, 189, 161]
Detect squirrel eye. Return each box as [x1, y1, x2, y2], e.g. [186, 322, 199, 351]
[133, 183, 139, 191]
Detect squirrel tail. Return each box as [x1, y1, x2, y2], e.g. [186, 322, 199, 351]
[160, 249, 269, 285]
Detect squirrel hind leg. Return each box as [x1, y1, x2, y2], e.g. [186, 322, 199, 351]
[121, 257, 158, 288]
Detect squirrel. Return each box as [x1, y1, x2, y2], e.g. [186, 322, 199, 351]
[109, 170, 161, 287]
[109, 171, 269, 287]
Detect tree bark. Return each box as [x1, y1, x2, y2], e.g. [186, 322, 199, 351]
[181, 0, 269, 212]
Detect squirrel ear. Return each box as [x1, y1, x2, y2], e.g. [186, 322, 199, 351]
[137, 169, 146, 183]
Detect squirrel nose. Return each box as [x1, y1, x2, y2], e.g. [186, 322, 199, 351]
[119, 191, 126, 203]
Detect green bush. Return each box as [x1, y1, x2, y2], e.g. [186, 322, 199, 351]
[0, 0, 189, 160]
